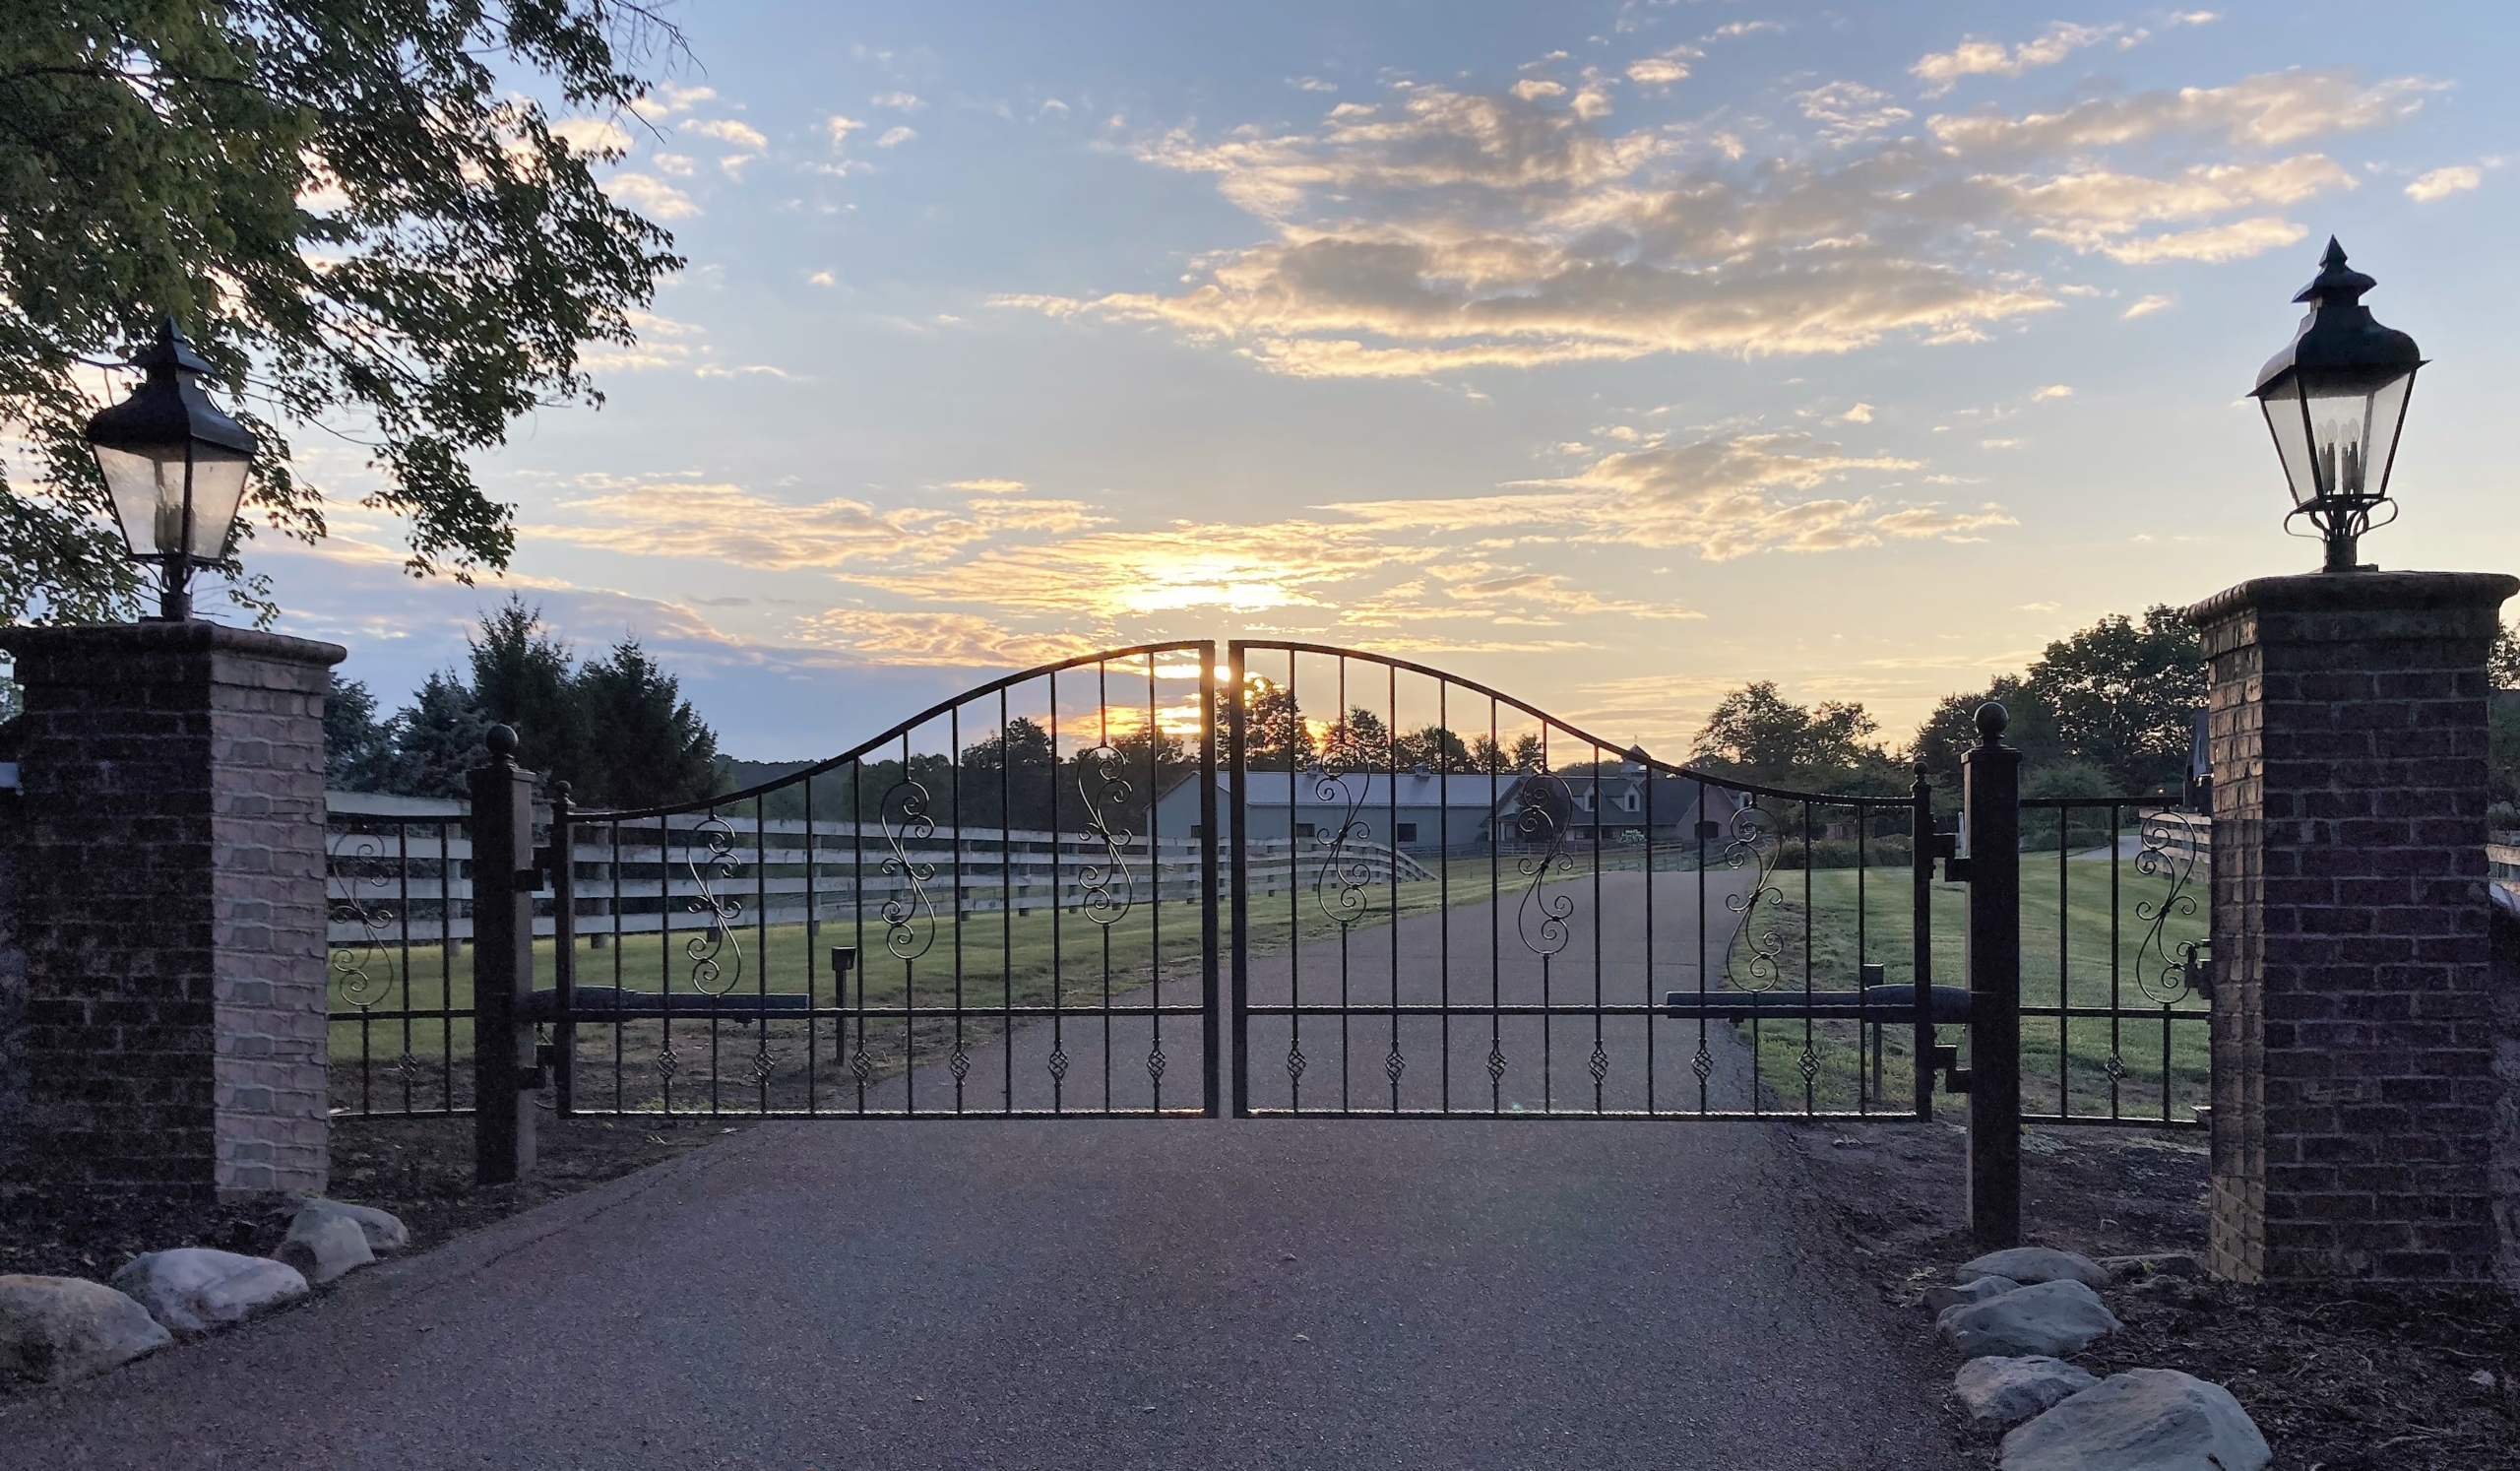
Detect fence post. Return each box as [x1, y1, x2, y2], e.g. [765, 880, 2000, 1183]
[470, 726, 536, 1183]
[550, 782, 576, 1117]
[1963, 701, 2023, 1250]
[1912, 771, 1937, 1120]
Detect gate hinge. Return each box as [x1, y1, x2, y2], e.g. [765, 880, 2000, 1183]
[1931, 1043, 1970, 1095]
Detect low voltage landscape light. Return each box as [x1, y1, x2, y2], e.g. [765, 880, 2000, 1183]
[2249, 237, 2425, 573]
[84, 317, 257, 620]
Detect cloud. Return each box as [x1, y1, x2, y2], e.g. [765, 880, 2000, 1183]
[877, 126, 917, 149]
[2407, 163, 2484, 202]
[826, 114, 866, 148]
[791, 610, 1103, 668]
[532, 477, 1107, 572]
[1980, 438, 2019, 450]
[998, 68, 2422, 379]
[1328, 430, 2008, 562]
[2122, 293, 2174, 318]
[630, 84, 716, 121]
[807, 270, 836, 287]
[872, 92, 925, 110]
[602, 172, 699, 221]
[2167, 11, 2221, 25]
[948, 479, 1030, 494]
[1626, 54, 1691, 87]
[686, 118, 768, 152]
[1913, 24, 2122, 97]
[651, 152, 696, 177]
[1841, 403, 1874, 423]
[1290, 77, 1338, 93]
[2032, 384, 2071, 401]
[549, 116, 633, 158]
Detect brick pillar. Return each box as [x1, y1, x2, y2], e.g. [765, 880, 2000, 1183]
[2185, 571, 2518, 1283]
[0, 622, 345, 1202]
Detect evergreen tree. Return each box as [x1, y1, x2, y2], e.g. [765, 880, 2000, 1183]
[322, 672, 394, 791]
[468, 598, 585, 788]
[387, 672, 490, 799]
[576, 637, 718, 808]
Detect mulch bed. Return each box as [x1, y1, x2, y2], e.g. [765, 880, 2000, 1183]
[1, 1115, 724, 1290]
[1790, 1118, 2520, 1469]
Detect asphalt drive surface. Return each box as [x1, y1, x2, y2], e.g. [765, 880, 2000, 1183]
[0, 873, 1960, 1470]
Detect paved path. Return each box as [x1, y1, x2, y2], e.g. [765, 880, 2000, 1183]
[0, 867, 1960, 1470]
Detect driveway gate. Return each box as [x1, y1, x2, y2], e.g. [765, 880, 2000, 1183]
[325, 641, 2211, 1239]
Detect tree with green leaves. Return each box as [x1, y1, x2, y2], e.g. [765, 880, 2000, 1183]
[1691, 681, 1884, 788]
[1, 2, 683, 624]
[1910, 606, 2203, 796]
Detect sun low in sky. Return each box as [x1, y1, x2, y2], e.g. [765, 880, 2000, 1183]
[269, 0, 2517, 760]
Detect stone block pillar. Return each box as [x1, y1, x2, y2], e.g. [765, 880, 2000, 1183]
[2186, 571, 2517, 1283]
[0, 622, 345, 1201]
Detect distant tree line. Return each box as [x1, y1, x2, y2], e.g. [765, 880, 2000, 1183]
[1684, 607, 2207, 799]
[325, 599, 719, 809]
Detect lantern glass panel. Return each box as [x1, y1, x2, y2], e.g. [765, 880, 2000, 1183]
[181, 444, 252, 560]
[94, 442, 251, 561]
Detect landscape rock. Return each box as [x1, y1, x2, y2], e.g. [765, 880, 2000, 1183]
[1953, 1355, 2101, 1425]
[294, 1198, 409, 1255]
[2094, 1250, 2202, 1280]
[276, 1207, 377, 1283]
[109, 1248, 309, 1338]
[2000, 1369, 2271, 1471]
[1924, 1274, 2022, 1315]
[0, 1275, 173, 1388]
[1957, 1247, 2112, 1290]
[1937, 1279, 2121, 1360]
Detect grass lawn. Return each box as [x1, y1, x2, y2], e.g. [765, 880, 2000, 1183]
[1741, 852, 2211, 1121]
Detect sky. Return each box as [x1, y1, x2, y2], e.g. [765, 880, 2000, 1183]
[253, 0, 2520, 761]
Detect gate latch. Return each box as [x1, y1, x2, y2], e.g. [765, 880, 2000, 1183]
[2180, 940, 2214, 1000]
[1931, 1043, 1970, 1095]
[1932, 831, 1969, 883]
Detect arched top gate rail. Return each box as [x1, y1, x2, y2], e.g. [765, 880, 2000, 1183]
[1223, 640, 1948, 1120]
[536, 640, 1223, 1119]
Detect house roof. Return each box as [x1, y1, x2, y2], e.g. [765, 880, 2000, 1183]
[1162, 770, 1527, 809]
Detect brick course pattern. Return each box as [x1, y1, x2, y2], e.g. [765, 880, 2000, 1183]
[0, 622, 345, 1201]
[2187, 571, 2518, 1283]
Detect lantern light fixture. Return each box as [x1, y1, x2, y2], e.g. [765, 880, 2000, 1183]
[83, 317, 257, 620]
[2248, 238, 2425, 574]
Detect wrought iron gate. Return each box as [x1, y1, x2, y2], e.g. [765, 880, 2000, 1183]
[325, 641, 2209, 1178]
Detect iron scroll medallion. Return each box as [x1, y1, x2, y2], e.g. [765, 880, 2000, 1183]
[327, 832, 400, 1013]
[1721, 800, 1788, 992]
[1311, 766, 1377, 930]
[879, 778, 939, 961]
[2132, 806, 2206, 1006]
[1074, 742, 1137, 927]
[682, 815, 746, 996]
[1514, 770, 1576, 957]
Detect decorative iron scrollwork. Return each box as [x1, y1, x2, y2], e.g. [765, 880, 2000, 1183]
[1075, 743, 1136, 927]
[1311, 767, 1376, 929]
[682, 815, 745, 996]
[2133, 806, 2208, 1005]
[1514, 771, 1575, 957]
[1722, 801, 1788, 991]
[880, 779, 937, 960]
[328, 832, 400, 1012]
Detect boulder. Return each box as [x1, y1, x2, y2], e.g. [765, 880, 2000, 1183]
[1924, 1274, 2022, 1315]
[1937, 1279, 2121, 1360]
[276, 1208, 376, 1284]
[2095, 1250, 2202, 1280]
[0, 1275, 172, 1388]
[1957, 1247, 2112, 1290]
[109, 1249, 308, 1339]
[294, 1198, 410, 1255]
[2001, 1369, 2271, 1471]
[1953, 1355, 2101, 1425]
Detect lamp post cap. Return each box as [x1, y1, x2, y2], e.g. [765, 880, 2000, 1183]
[133, 315, 215, 377]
